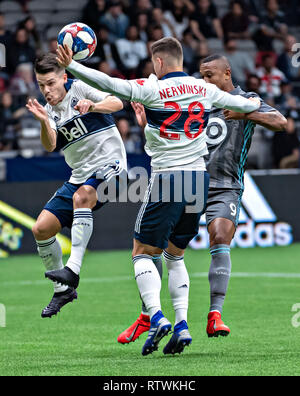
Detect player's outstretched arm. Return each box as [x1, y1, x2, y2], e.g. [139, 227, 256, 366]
[74, 96, 123, 115]
[26, 99, 56, 152]
[210, 85, 261, 113]
[223, 109, 287, 131]
[56, 45, 134, 102]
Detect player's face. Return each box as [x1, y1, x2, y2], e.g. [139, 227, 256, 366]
[36, 71, 68, 106]
[200, 62, 228, 90]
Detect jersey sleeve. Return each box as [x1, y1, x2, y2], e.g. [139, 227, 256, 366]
[243, 92, 276, 113]
[207, 83, 260, 113]
[74, 80, 110, 103]
[45, 105, 57, 132]
[67, 60, 156, 104]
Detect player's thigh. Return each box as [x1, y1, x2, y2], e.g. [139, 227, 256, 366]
[32, 209, 62, 240]
[132, 238, 163, 257]
[165, 240, 185, 257]
[73, 185, 98, 209]
[206, 189, 240, 246]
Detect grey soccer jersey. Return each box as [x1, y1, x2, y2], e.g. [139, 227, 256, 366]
[205, 86, 274, 190]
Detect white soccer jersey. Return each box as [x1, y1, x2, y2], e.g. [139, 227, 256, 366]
[67, 61, 260, 169]
[45, 79, 127, 184]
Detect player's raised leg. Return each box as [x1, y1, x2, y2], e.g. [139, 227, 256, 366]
[206, 217, 233, 337]
[117, 255, 163, 344]
[132, 239, 172, 356]
[45, 185, 96, 288]
[32, 210, 77, 317]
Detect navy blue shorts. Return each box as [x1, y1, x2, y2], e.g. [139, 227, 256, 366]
[134, 170, 209, 250]
[44, 164, 127, 228]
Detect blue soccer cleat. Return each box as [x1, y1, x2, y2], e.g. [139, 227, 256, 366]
[163, 320, 192, 355]
[142, 310, 172, 356]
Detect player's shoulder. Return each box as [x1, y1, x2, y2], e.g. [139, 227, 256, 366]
[233, 86, 259, 99]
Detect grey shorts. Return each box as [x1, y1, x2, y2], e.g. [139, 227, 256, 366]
[205, 188, 242, 228]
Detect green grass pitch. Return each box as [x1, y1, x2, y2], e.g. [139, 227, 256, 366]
[0, 244, 300, 376]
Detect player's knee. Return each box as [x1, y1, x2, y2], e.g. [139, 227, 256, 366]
[73, 192, 91, 208]
[209, 229, 230, 246]
[32, 222, 49, 240]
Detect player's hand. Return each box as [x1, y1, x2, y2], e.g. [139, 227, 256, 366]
[223, 109, 246, 120]
[56, 44, 73, 68]
[248, 96, 261, 107]
[131, 102, 147, 128]
[74, 99, 95, 115]
[26, 99, 48, 123]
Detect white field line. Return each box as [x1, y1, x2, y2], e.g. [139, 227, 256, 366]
[0, 272, 300, 287]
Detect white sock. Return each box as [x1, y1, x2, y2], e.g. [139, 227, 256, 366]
[164, 251, 189, 325]
[66, 208, 93, 275]
[133, 254, 161, 319]
[36, 237, 68, 293]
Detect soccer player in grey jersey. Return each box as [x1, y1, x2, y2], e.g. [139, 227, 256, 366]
[117, 54, 287, 344]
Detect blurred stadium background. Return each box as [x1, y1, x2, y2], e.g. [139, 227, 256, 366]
[1, 0, 300, 377]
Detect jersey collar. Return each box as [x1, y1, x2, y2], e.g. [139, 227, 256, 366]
[64, 78, 74, 92]
[161, 71, 189, 80]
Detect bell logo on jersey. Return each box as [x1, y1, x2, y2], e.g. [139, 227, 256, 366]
[58, 118, 89, 142]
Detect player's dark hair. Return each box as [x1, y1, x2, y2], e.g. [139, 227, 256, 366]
[151, 37, 183, 61]
[201, 54, 224, 64]
[34, 53, 64, 75]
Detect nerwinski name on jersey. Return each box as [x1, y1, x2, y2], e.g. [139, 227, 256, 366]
[45, 79, 126, 184]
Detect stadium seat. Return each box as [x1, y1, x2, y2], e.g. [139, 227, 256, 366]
[207, 38, 224, 52]
[3, 12, 25, 30]
[0, 1, 22, 13]
[45, 25, 62, 40]
[49, 12, 82, 26]
[27, 1, 56, 13]
[30, 12, 52, 30]
[236, 39, 256, 51]
[55, 0, 89, 12]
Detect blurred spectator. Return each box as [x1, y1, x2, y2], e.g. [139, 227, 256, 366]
[222, 0, 251, 41]
[246, 73, 261, 93]
[190, 0, 223, 42]
[256, 53, 288, 99]
[244, 0, 266, 22]
[136, 58, 154, 79]
[7, 28, 36, 75]
[0, 13, 12, 48]
[151, 8, 176, 38]
[275, 81, 299, 118]
[100, 0, 130, 42]
[128, 0, 153, 23]
[252, 0, 288, 51]
[273, 116, 300, 168]
[82, 0, 107, 32]
[98, 60, 125, 79]
[10, 63, 39, 107]
[148, 25, 164, 42]
[277, 35, 300, 82]
[116, 117, 143, 154]
[19, 16, 42, 54]
[48, 38, 58, 54]
[224, 39, 255, 89]
[163, 0, 192, 40]
[0, 91, 25, 151]
[136, 12, 149, 42]
[115, 25, 147, 78]
[181, 29, 198, 74]
[93, 25, 121, 71]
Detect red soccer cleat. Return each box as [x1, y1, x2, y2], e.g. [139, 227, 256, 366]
[206, 311, 231, 338]
[117, 313, 150, 344]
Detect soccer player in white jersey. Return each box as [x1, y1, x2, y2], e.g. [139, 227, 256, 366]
[26, 53, 127, 318]
[56, 37, 260, 355]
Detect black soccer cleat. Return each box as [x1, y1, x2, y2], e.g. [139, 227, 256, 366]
[41, 287, 78, 318]
[45, 267, 80, 289]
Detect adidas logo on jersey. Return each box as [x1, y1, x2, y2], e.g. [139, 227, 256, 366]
[58, 118, 89, 142]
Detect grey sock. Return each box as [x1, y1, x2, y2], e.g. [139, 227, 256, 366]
[208, 244, 231, 313]
[141, 255, 163, 314]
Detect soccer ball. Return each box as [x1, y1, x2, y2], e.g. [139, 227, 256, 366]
[57, 22, 97, 61]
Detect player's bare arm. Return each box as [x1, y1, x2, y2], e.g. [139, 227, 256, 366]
[26, 98, 57, 152]
[223, 109, 287, 131]
[75, 96, 123, 115]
